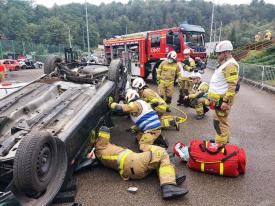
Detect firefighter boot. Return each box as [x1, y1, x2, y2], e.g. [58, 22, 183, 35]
[165, 96, 172, 112]
[196, 114, 205, 120]
[177, 95, 185, 106]
[161, 184, 188, 200]
[176, 173, 186, 185]
[153, 134, 169, 149]
[203, 106, 209, 114]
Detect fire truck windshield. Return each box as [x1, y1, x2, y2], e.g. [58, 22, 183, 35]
[183, 32, 205, 48]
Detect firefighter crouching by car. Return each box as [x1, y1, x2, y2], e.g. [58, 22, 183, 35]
[208, 40, 240, 144]
[109, 89, 169, 151]
[177, 48, 196, 106]
[157, 51, 181, 111]
[132, 77, 180, 130]
[183, 72, 210, 120]
[89, 126, 188, 199]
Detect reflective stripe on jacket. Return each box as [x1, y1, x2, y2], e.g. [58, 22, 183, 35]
[131, 100, 161, 131]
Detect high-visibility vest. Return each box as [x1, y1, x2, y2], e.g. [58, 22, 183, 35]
[209, 58, 239, 97]
[131, 100, 161, 131]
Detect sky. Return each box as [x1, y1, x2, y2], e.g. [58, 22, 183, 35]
[34, 0, 275, 8]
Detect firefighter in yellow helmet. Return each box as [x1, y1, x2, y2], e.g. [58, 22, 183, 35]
[264, 30, 272, 41]
[132, 77, 180, 130]
[208, 40, 240, 144]
[157, 51, 181, 110]
[109, 89, 168, 151]
[90, 126, 188, 199]
[255, 32, 261, 42]
[183, 72, 210, 120]
[177, 48, 196, 106]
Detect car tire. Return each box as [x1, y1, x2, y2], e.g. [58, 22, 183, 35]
[44, 55, 62, 74]
[22, 65, 27, 70]
[108, 59, 128, 101]
[13, 132, 59, 197]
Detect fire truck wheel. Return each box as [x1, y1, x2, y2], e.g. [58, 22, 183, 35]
[44, 55, 62, 74]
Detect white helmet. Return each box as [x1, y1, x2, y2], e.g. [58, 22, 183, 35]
[125, 88, 140, 103]
[167, 51, 177, 62]
[183, 48, 191, 55]
[215, 40, 233, 53]
[132, 77, 146, 90]
[191, 72, 202, 79]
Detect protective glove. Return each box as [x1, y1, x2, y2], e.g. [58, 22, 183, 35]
[109, 102, 118, 110]
[125, 127, 138, 135]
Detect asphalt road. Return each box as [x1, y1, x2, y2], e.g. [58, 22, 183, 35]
[6, 69, 275, 206]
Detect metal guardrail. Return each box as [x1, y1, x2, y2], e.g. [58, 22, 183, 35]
[207, 59, 275, 89]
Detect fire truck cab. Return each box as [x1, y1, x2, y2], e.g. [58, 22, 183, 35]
[103, 23, 206, 82]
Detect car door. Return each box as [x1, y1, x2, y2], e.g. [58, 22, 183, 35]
[3, 60, 11, 71]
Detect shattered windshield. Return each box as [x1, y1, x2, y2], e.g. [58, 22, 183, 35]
[183, 32, 204, 48]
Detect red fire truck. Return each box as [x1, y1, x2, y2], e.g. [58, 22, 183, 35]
[103, 23, 206, 82]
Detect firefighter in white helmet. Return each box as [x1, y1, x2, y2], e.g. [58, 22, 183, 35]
[109, 89, 169, 151]
[177, 48, 196, 106]
[90, 126, 188, 200]
[208, 40, 240, 144]
[157, 51, 181, 111]
[132, 77, 180, 130]
[183, 72, 209, 120]
[264, 30, 272, 41]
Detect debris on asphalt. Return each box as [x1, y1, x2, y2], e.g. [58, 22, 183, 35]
[127, 187, 138, 193]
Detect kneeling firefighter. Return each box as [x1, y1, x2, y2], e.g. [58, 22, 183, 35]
[177, 48, 196, 106]
[91, 126, 188, 199]
[132, 77, 180, 130]
[183, 72, 210, 120]
[109, 89, 168, 151]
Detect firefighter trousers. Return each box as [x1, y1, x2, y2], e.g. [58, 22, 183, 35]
[193, 97, 209, 115]
[213, 108, 231, 144]
[95, 133, 176, 186]
[137, 128, 161, 152]
[158, 81, 174, 103]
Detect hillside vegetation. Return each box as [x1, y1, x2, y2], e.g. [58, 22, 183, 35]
[241, 44, 275, 66]
[0, 0, 274, 49]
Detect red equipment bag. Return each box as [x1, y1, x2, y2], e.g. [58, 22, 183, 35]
[187, 140, 246, 177]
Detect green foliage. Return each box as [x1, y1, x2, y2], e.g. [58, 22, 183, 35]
[0, 0, 274, 49]
[241, 44, 275, 66]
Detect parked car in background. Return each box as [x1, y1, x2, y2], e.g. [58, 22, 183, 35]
[0, 59, 20, 71]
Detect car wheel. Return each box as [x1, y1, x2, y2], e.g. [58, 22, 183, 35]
[108, 59, 128, 101]
[13, 131, 65, 198]
[15, 66, 20, 71]
[21, 65, 26, 70]
[44, 55, 62, 74]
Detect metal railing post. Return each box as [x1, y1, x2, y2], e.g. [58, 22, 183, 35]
[261, 66, 265, 86]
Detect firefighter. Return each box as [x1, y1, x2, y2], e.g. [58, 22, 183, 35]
[109, 89, 168, 151]
[89, 126, 188, 200]
[208, 40, 239, 144]
[264, 30, 272, 41]
[255, 32, 261, 42]
[183, 72, 209, 120]
[157, 51, 181, 110]
[132, 77, 180, 130]
[177, 48, 196, 106]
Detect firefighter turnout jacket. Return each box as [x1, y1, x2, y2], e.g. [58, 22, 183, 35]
[208, 58, 239, 105]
